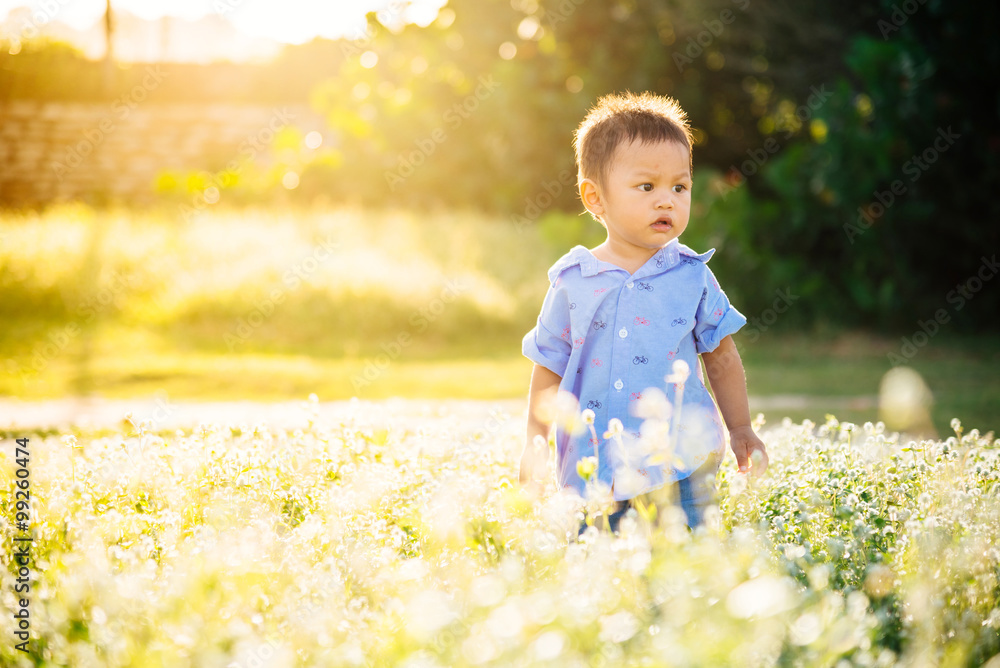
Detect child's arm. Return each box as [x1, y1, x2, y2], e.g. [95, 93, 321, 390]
[520, 363, 562, 495]
[701, 335, 769, 475]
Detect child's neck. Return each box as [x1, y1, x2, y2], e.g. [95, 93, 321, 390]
[590, 242, 667, 276]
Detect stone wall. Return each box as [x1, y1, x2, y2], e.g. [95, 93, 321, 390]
[0, 102, 326, 204]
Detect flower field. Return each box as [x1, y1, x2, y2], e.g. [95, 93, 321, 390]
[1, 400, 999, 667]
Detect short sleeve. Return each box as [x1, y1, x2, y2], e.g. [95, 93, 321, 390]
[693, 267, 747, 354]
[522, 283, 572, 377]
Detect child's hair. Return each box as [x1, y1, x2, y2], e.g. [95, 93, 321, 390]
[573, 90, 693, 193]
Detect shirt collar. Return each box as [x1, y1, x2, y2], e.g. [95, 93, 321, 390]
[547, 245, 596, 283]
[547, 240, 714, 283]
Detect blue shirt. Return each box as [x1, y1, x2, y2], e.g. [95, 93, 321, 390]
[522, 240, 747, 501]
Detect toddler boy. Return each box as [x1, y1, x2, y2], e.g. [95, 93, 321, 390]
[520, 91, 768, 532]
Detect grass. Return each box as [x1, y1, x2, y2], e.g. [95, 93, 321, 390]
[4, 321, 996, 436]
[1, 203, 998, 434]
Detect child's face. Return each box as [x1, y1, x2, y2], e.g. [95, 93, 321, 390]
[583, 138, 692, 259]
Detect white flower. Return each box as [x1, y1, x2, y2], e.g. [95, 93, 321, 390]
[632, 387, 672, 421]
[583, 478, 613, 509]
[612, 467, 644, 498]
[576, 456, 598, 481]
[636, 419, 670, 457]
[551, 390, 584, 434]
[603, 418, 624, 440]
[581, 409, 596, 425]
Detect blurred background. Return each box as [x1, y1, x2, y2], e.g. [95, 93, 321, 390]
[0, 0, 997, 434]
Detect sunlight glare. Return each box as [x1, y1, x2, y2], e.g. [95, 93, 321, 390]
[0, 0, 449, 44]
[218, 0, 449, 43]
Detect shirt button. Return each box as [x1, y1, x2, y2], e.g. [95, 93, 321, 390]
[626, 281, 634, 289]
[614, 379, 624, 390]
[618, 328, 628, 338]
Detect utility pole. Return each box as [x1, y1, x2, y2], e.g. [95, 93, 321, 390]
[102, 0, 114, 95]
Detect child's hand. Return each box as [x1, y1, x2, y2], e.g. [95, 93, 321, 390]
[519, 435, 550, 498]
[519, 475, 545, 500]
[729, 425, 769, 476]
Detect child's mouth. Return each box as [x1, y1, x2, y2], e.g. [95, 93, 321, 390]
[651, 218, 673, 230]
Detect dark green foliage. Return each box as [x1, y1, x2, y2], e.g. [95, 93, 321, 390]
[709, 0, 1000, 330]
[1, 0, 995, 329]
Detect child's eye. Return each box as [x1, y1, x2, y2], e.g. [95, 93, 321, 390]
[673, 184, 688, 193]
[639, 183, 653, 192]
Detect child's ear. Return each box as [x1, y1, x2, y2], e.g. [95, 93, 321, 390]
[579, 178, 605, 219]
